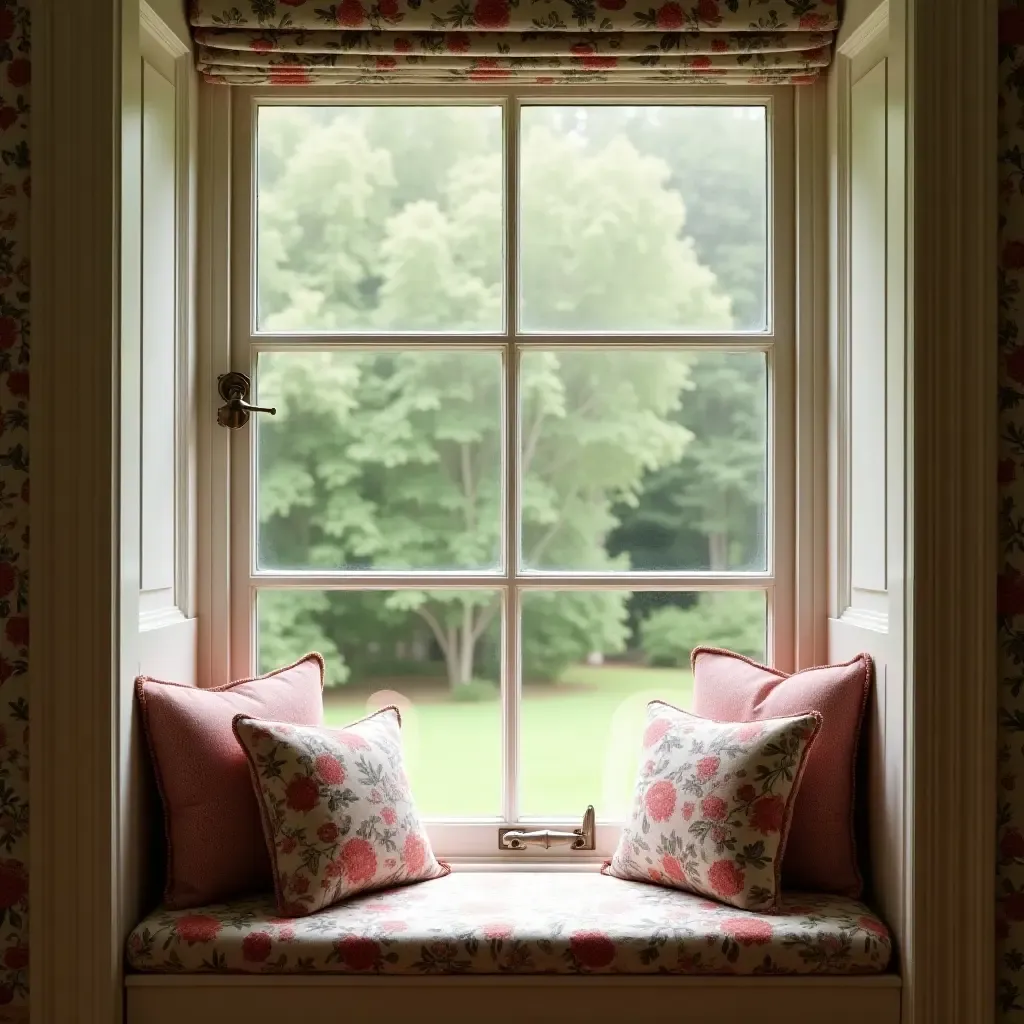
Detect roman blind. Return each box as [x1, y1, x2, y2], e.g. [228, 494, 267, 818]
[192, 0, 837, 85]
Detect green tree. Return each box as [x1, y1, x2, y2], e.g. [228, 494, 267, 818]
[254, 108, 737, 689]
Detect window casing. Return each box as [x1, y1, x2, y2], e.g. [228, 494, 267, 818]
[220, 85, 808, 863]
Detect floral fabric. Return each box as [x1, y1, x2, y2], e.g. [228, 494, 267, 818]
[605, 702, 819, 912]
[189, 0, 838, 84]
[234, 707, 448, 917]
[126, 870, 891, 975]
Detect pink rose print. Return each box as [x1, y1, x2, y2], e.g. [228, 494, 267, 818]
[721, 916, 773, 945]
[380, 807, 397, 826]
[285, 774, 320, 813]
[3, 945, 26, 970]
[446, 32, 470, 53]
[648, 868, 663, 883]
[337, 730, 370, 751]
[682, 801, 695, 820]
[474, 0, 510, 29]
[661, 854, 685, 883]
[335, 936, 380, 970]
[403, 832, 427, 875]
[700, 796, 728, 821]
[643, 717, 671, 748]
[314, 754, 345, 785]
[569, 930, 616, 969]
[697, 0, 720, 21]
[280, 835, 298, 854]
[378, 0, 400, 18]
[241, 932, 273, 963]
[1002, 827, 1024, 861]
[484, 923, 513, 939]
[174, 915, 221, 945]
[749, 795, 785, 835]
[317, 822, 340, 844]
[734, 724, 763, 743]
[858, 916, 888, 939]
[290, 874, 310, 895]
[335, 0, 365, 26]
[708, 859, 745, 898]
[341, 838, 378, 884]
[644, 780, 676, 822]
[710, 825, 728, 844]
[655, 2, 684, 29]
[695, 756, 720, 782]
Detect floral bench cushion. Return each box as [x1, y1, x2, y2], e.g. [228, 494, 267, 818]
[126, 870, 892, 976]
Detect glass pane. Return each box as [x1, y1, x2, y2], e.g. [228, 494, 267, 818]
[256, 106, 503, 333]
[518, 105, 768, 333]
[518, 589, 767, 819]
[255, 350, 502, 572]
[257, 589, 503, 818]
[520, 350, 767, 572]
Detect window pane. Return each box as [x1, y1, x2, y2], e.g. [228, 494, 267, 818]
[520, 350, 767, 572]
[518, 105, 768, 333]
[256, 106, 503, 333]
[518, 589, 767, 820]
[257, 589, 503, 819]
[255, 350, 502, 572]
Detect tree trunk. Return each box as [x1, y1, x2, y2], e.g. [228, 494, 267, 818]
[709, 530, 729, 571]
[457, 603, 476, 686]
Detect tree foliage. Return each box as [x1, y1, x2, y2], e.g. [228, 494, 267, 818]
[254, 105, 768, 687]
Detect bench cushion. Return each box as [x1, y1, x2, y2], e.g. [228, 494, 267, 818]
[127, 871, 891, 976]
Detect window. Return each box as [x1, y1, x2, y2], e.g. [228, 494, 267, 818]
[227, 91, 797, 861]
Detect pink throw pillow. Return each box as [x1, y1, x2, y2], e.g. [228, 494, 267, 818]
[604, 701, 821, 911]
[233, 707, 449, 917]
[136, 653, 325, 909]
[691, 647, 872, 897]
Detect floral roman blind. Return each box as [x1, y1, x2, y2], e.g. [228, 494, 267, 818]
[191, 0, 838, 85]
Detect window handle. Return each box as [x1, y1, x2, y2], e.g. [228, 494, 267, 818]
[217, 372, 277, 429]
[499, 805, 595, 851]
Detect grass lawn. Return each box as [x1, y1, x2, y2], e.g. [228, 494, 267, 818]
[323, 664, 693, 821]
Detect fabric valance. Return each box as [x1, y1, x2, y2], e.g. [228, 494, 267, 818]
[191, 0, 838, 85]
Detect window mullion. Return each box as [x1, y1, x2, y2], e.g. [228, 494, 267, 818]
[502, 96, 521, 826]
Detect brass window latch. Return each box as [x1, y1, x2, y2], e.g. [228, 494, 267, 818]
[217, 372, 277, 429]
[498, 805, 595, 851]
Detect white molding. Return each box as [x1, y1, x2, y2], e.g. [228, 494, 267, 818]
[839, 2, 890, 59]
[794, 82, 829, 668]
[838, 607, 889, 634]
[140, 1, 188, 59]
[138, 606, 188, 633]
[196, 84, 233, 686]
[30, 1, 128, 1023]
[900, 0, 997, 1021]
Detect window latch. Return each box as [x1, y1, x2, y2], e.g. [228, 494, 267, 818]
[498, 805, 595, 851]
[217, 372, 277, 429]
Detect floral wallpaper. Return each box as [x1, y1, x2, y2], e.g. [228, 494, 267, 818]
[0, 0, 29, 1011]
[1000, 2, 1024, 1018]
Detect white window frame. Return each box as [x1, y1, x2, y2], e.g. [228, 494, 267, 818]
[210, 83, 818, 865]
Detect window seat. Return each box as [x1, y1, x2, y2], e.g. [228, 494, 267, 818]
[127, 869, 891, 976]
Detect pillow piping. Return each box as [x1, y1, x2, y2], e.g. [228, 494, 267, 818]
[135, 651, 326, 908]
[690, 646, 872, 899]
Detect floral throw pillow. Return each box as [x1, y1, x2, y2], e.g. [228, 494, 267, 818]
[233, 707, 448, 918]
[604, 702, 821, 912]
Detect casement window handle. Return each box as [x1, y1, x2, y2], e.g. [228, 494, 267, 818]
[499, 805, 595, 851]
[217, 372, 277, 429]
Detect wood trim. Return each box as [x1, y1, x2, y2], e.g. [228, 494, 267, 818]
[29, 1, 126, 1023]
[902, 0, 998, 1021]
[125, 976, 902, 1024]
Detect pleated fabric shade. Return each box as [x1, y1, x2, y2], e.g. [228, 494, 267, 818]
[191, 0, 838, 85]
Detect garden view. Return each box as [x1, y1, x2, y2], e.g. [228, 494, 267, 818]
[252, 104, 771, 818]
